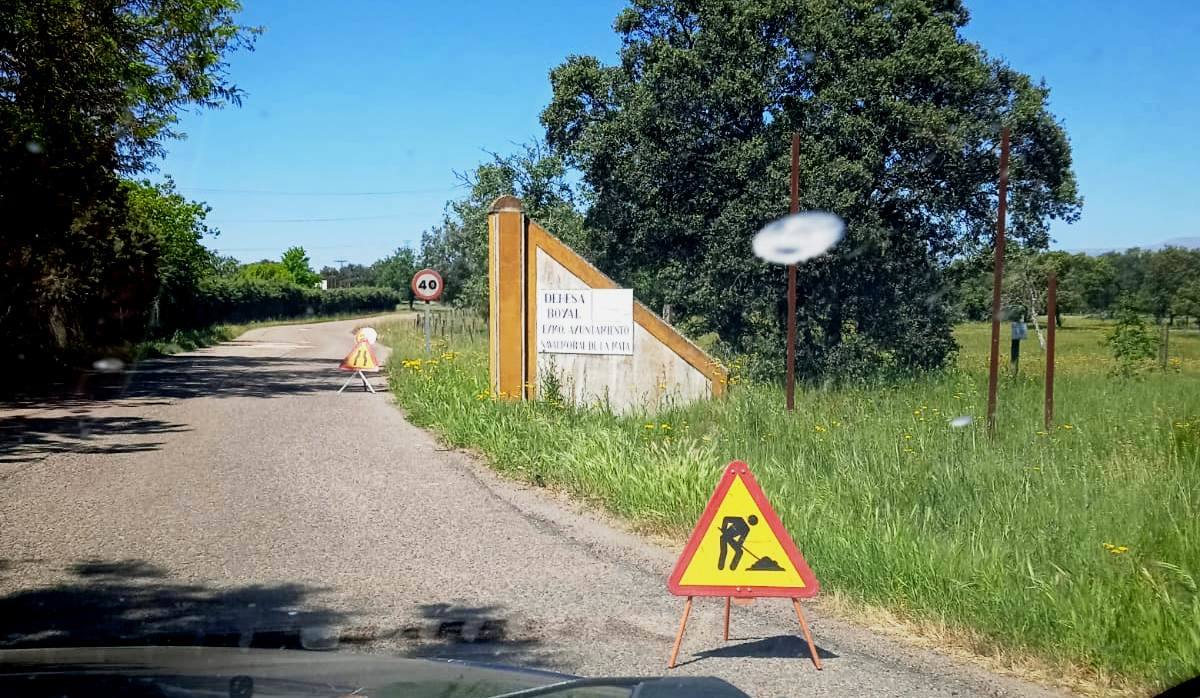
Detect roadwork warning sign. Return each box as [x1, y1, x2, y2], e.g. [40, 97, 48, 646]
[340, 340, 381, 373]
[668, 460, 818, 598]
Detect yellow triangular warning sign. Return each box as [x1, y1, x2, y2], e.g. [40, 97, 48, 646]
[668, 461, 818, 598]
[339, 340, 381, 372]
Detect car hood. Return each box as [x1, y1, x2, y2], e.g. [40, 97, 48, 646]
[0, 646, 748, 697]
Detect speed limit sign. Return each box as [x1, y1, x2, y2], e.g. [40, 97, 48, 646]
[411, 268, 444, 301]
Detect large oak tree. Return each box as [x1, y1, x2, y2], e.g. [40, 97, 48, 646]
[542, 0, 1080, 379]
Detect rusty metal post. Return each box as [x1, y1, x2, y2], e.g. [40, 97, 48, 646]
[986, 127, 1011, 436]
[1045, 272, 1057, 430]
[786, 133, 799, 411]
[668, 596, 694, 669]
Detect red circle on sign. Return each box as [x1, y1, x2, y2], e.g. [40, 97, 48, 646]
[411, 268, 444, 301]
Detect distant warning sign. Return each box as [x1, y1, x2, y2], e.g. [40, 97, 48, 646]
[340, 340, 381, 372]
[668, 461, 818, 598]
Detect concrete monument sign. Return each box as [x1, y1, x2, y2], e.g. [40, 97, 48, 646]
[487, 196, 726, 414]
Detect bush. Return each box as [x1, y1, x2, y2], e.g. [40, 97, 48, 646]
[1105, 295, 1157, 377]
[159, 277, 402, 330]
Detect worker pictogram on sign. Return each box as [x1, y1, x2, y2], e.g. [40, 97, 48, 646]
[666, 460, 823, 671]
[669, 461, 818, 597]
[337, 339, 381, 394]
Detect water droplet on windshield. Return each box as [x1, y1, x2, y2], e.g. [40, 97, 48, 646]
[949, 415, 973, 428]
[93, 357, 124, 372]
[752, 211, 845, 265]
[25, 141, 43, 154]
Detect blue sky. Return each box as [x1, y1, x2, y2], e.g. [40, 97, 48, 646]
[159, 1, 1200, 270]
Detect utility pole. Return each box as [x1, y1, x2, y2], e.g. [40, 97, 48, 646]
[985, 127, 1011, 436]
[786, 133, 799, 412]
[333, 259, 349, 289]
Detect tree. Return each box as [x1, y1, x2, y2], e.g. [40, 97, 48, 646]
[1, 0, 257, 362]
[371, 247, 418, 299]
[281, 246, 321, 287]
[320, 263, 376, 288]
[1099, 248, 1152, 314]
[1173, 279, 1200, 329]
[420, 142, 587, 310]
[1062, 253, 1117, 316]
[1145, 247, 1200, 324]
[239, 261, 294, 284]
[542, 0, 1080, 379]
[211, 253, 242, 278]
[124, 178, 217, 329]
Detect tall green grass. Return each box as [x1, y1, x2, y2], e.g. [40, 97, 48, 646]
[380, 317, 1200, 691]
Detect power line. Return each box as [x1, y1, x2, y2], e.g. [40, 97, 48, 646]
[212, 213, 410, 223]
[211, 244, 358, 251]
[181, 184, 467, 197]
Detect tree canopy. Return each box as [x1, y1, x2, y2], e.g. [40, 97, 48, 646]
[540, 0, 1081, 378]
[1, 0, 257, 361]
[281, 246, 321, 288]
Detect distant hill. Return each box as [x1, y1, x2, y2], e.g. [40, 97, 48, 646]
[1071, 237, 1200, 255]
[1156, 236, 1200, 250]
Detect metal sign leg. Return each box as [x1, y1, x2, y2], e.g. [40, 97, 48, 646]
[791, 598, 823, 670]
[338, 370, 377, 394]
[667, 596, 693, 669]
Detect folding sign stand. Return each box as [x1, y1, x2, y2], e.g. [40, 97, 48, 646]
[666, 460, 823, 670]
[338, 370, 376, 394]
[337, 338, 382, 394]
[668, 596, 821, 670]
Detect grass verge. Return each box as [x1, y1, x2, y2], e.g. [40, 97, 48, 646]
[379, 317, 1199, 695]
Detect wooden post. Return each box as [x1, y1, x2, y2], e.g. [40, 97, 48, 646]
[791, 599, 823, 670]
[1045, 272, 1057, 430]
[786, 132, 799, 412]
[723, 596, 731, 641]
[668, 596, 694, 669]
[986, 127, 1011, 436]
[1161, 321, 1170, 370]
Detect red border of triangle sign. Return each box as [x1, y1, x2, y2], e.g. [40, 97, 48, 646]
[667, 460, 819, 598]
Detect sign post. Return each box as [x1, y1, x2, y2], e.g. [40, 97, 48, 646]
[1045, 272, 1057, 430]
[1011, 319, 1027, 374]
[666, 460, 822, 670]
[411, 268, 445, 357]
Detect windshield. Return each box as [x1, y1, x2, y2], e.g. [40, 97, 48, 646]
[2, 2, 1197, 697]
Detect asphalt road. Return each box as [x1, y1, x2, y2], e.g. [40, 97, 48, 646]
[0, 316, 1066, 697]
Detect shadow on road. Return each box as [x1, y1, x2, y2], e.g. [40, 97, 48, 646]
[0, 414, 189, 465]
[0, 559, 347, 650]
[673, 635, 839, 668]
[2, 355, 352, 408]
[340, 602, 556, 669]
[0, 562, 554, 669]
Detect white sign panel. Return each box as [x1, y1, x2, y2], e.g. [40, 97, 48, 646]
[537, 289, 634, 355]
